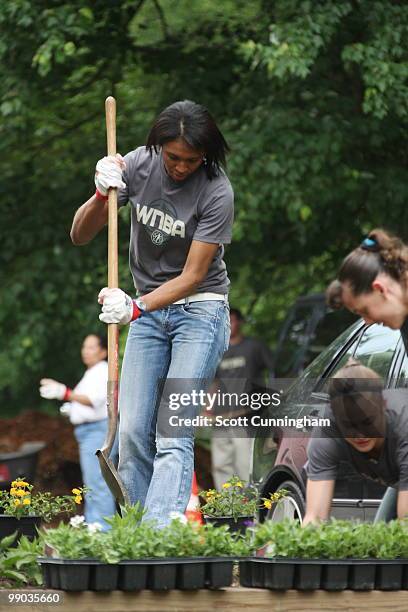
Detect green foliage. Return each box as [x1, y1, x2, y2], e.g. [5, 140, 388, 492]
[1, 0, 408, 411]
[42, 507, 248, 561]
[0, 534, 42, 587]
[254, 519, 408, 559]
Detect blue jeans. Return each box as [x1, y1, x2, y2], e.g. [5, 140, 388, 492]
[74, 419, 117, 529]
[118, 299, 230, 527]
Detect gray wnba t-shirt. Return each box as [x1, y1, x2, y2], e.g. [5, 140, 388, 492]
[117, 147, 234, 296]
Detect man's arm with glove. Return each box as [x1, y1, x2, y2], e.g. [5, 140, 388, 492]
[71, 154, 126, 246]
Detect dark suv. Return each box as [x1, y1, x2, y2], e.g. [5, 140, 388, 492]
[252, 320, 406, 522]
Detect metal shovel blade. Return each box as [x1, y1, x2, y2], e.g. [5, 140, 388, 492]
[96, 378, 130, 508]
[96, 449, 130, 508]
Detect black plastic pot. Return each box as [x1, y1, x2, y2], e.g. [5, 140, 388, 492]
[177, 560, 206, 590]
[320, 561, 349, 591]
[375, 561, 403, 591]
[294, 561, 322, 591]
[251, 558, 266, 588]
[239, 560, 253, 588]
[204, 515, 253, 534]
[40, 561, 60, 590]
[58, 561, 92, 592]
[40, 556, 234, 591]
[118, 561, 148, 591]
[0, 514, 41, 544]
[264, 560, 295, 590]
[348, 561, 376, 591]
[147, 560, 177, 590]
[205, 559, 234, 589]
[89, 563, 119, 591]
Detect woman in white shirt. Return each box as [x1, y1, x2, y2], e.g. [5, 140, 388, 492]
[40, 334, 116, 528]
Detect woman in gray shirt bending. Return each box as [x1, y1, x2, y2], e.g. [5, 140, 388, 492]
[304, 360, 408, 525]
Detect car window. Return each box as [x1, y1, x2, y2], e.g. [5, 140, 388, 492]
[282, 321, 363, 405]
[351, 324, 400, 379]
[302, 309, 358, 370]
[274, 302, 318, 377]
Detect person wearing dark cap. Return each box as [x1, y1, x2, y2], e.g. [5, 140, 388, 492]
[211, 308, 274, 488]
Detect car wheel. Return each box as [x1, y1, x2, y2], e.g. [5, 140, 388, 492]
[266, 480, 305, 522]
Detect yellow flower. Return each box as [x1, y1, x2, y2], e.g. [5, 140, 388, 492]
[222, 483, 231, 489]
[74, 496, 82, 504]
[12, 480, 29, 488]
[264, 499, 272, 509]
[235, 481, 243, 488]
[10, 488, 18, 496]
[72, 488, 81, 495]
[14, 499, 21, 506]
[23, 498, 31, 505]
[15, 489, 27, 497]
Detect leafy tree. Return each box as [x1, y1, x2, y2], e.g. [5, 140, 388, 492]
[0, 0, 407, 412]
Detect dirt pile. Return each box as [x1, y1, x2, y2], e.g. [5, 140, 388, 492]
[0, 411, 81, 495]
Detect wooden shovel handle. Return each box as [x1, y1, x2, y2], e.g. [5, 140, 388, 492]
[105, 96, 119, 396]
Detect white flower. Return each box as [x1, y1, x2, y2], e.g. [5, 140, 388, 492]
[87, 522, 103, 534]
[70, 515, 86, 528]
[169, 511, 188, 524]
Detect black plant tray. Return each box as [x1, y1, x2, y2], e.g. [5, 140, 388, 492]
[239, 558, 408, 591]
[39, 557, 234, 591]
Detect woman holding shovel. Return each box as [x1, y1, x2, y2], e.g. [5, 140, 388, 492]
[324, 228, 408, 521]
[70, 100, 233, 526]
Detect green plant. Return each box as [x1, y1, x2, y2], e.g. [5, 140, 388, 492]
[0, 534, 43, 587]
[95, 504, 160, 562]
[200, 476, 258, 520]
[42, 507, 250, 561]
[43, 516, 96, 560]
[0, 478, 85, 522]
[253, 519, 408, 560]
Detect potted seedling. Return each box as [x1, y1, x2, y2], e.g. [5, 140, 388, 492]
[201, 477, 287, 534]
[200, 476, 257, 532]
[0, 478, 84, 544]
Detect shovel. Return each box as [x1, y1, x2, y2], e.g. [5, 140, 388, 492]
[96, 96, 130, 508]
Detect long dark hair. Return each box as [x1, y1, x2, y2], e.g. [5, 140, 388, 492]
[146, 100, 229, 180]
[327, 228, 408, 308]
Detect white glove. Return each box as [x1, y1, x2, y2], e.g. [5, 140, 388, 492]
[94, 154, 126, 196]
[40, 378, 68, 401]
[60, 403, 72, 418]
[98, 287, 134, 325]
